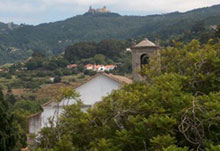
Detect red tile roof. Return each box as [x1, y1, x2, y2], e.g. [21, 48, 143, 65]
[103, 73, 132, 84]
[67, 64, 77, 68]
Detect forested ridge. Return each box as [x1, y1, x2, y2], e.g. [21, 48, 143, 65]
[0, 4, 220, 65]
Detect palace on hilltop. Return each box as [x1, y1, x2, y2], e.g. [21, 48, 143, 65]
[88, 6, 110, 13]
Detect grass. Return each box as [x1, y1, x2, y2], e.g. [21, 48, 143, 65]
[0, 77, 18, 88]
[0, 63, 13, 68]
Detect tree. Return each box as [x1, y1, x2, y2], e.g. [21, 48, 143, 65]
[93, 54, 106, 65]
[63, 68, 73, 76]
[77, 64, 85, 73]
[64, 42, 97, 62]
[32, 51, 45, 58]
[84, 70, 96, 76]
[0, 88, 19, 151]
[191, 21, 205, 34]
[35, 40, 220, 151]
[54, 76, 62, 83]
[217, 24, 220, 38]
[36, 88, 80, 151]
[12, 100, 42, 148]
[97, 39, 125, 61]
[26, 59, 40, 70]
[7, 94, 17, 105]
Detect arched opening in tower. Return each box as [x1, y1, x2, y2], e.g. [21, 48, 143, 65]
[140, 54, 149, 68]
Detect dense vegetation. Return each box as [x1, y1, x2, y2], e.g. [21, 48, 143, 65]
[0, 38, 132, 150]
[0, 44, 32, 65]
[0, 88, 19, 151]
[64, 39, 132, 75]
[64, 39, 126, 63]
[0, 4, 220, 64]
[34, 39, 220, 150]
[0, 38, 130, 87]
[0, 5, 219, 148]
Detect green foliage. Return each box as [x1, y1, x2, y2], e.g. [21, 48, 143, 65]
[93, 54, 106, 65]
[36, 40, 220, 150]
[0, 89, 19, 151]
[112, 52, 132, 75]
[37, 127, 58, 150]
[54, 76, 62, 83]
[150, 134, 176, 150]
[53, 135, 76, 151]
[54, 69, 63, 76]
[56, 87, 80, 102]
[84, 70, 97, 76]
[141, 39, 220, 94]
[12, 99, 42, 148]
[63, 68, 73, 76]
[97, 39, 125, 61]
[7, 94, 17, 105]
[191, 21, 206, 34]
[77, 64, 85, 73]
[26, 56, 44, 70]
[90, 138, 121, 151]
[1, 5, 220, 65]
[163, 145, 189, 151]
[205, 144, 220, 151]
[13, 100, 42, 114]
[64, 39, 126, 64]
[64, 42, 97, 62]
[217, 25, 220, 38]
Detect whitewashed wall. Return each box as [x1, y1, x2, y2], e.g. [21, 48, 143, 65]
[41, 105, 62, 128]
[75, 74, 120, 105]
[29, 74, 121, 134]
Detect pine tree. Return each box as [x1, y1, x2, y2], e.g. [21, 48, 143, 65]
[217, 24, 220, 38]
[0, 88, 19, 151]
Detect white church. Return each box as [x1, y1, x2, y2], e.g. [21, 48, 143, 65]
[28, 38, 160, 138]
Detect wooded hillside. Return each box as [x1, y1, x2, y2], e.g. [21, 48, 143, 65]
[0, 4, 220, 65]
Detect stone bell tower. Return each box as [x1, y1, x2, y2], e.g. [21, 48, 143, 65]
[131, 38, 160, 81]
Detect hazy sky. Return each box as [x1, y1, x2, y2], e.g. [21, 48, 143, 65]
[0, 0, 219, 25]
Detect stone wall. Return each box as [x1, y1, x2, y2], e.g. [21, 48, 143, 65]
[132, 47, 159, 81]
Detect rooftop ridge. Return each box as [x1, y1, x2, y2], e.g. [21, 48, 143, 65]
[133, 38, 157, 48]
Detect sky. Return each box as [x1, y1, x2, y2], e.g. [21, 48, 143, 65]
[0, 0, 219, 25]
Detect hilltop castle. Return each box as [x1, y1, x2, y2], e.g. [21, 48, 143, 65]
[88, 6, 110, 13]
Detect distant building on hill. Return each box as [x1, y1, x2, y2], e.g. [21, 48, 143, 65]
[88, 6, 110, 13]
[210, 25, 218, 31]
[85, 64, 116, 72]
[67, 64, 77, 69]
[0, 68, 9, 73]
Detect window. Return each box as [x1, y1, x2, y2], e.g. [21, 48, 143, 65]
[140, 54, 149, 67]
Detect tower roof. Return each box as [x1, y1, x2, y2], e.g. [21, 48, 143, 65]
[133, 38, 157, 48]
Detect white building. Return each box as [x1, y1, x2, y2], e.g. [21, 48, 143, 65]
[85, 64, 116, 72]
[28, 38, 159, 144]
[28, 73, 132, 134]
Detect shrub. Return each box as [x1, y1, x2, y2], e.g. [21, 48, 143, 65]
[79, 74, 85, 79]
[5, 73, 12, 79]
[36, 72, 48, 77]
[54, 69, 63, 76]
[54, 76, 62, 83]
[63, 69, 72, 76]
[84, 70, 96, 76]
